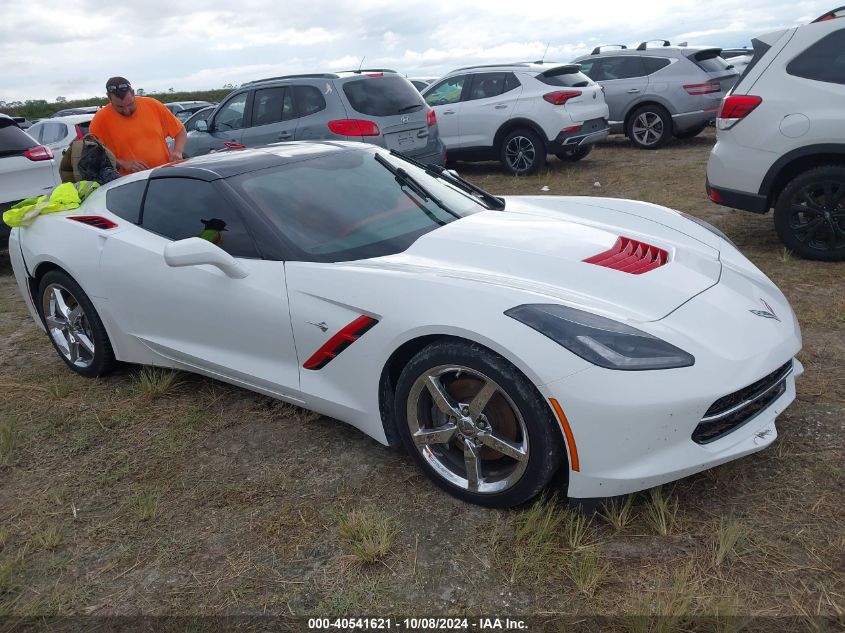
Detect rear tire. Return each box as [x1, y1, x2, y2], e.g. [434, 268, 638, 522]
[773, 165, 845, 261]
[38, 270, 116, 377]
[394, 339, 565, 507]
[627, 105, 672, 149]
[555, 145, 593, 162]
[500, 128, 546, 176]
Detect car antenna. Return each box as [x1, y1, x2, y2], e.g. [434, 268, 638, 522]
[357, 56, 366, 72]
[540, 42, 550, 63]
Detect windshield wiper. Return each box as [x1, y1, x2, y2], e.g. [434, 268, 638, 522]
[374, 153, 459, 219]
[390, 150, 506, 210]
[397, 103, 423, 113]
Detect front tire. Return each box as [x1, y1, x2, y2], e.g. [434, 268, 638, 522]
[500, 128, 546, 176]
[394, 340, 565, 507]
[627, 105, 672, 149]
[38, 270, 116, 377]
[773, 165, 845, 261]
[555, 145, 593, 162]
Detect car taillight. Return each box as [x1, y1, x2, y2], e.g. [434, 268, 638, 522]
[328, 119, 381, 136]
[427, 109, 436, 127]
[74, 125, 84, 140]
[683, 81, 720, 95]
[543, 90, 581, 105]
[717, 95, 762, 130]
[23, 146, 53, 161]
[366, 72, 384, 77]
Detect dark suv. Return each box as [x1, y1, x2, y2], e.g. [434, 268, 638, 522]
[185, 70, 445, 165]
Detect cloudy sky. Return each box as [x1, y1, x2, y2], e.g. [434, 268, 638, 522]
[0, 0, 832, 103]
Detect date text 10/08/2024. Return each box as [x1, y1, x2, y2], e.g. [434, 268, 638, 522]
[307, 618, 528, 630]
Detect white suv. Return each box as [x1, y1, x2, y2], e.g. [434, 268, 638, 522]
[422, 63, 609, 175]
[706, 8, 845, 260]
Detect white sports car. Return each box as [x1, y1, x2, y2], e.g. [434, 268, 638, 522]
[8, 142, 802, 508]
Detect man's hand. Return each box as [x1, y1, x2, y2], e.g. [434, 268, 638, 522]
[117, 158, 149, 173]
[169, 150, 184, 162]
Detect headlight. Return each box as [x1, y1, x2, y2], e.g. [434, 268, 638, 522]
[505, 304, 695, 371]
[679, 212, 737, 249]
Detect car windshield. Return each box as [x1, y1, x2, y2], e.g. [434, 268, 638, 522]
[229, 148, 487, 262]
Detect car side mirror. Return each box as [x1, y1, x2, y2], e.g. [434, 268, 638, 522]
[164, 237, 248, 279]
[195, 120, 209, 133]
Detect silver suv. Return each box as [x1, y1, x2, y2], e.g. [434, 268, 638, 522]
[707, 8, 845, 260]
[185, 70, 445, 165]
[574, 42, 738, 149]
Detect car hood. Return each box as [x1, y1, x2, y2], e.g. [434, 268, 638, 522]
[363, 196, 723, 322]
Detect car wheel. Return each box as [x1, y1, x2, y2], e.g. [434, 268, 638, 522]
[627, 105, 672, 149]
[773, 166, 845, 261]
[673, 125, 705, 140]
[500, 128, 546, 176]
[394, 339, 565, 507]
[555, 145, 593, 162]
[38, 270, 116, 377]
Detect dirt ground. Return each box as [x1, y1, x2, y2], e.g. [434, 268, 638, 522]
[1, 129, 843, 632]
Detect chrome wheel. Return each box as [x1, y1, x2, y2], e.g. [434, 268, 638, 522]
[41, 283, 96, 369]
[504, 135, 537, 173]
[631, 111, 665, 147]
[405, 365, 529, 494]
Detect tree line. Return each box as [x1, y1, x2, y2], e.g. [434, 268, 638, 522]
[0, 87, 237, 120]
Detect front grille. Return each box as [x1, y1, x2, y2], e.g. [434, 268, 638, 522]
[692, 360, 793, 444]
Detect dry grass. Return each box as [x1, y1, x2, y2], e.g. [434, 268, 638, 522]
[0, 132, 843, 621]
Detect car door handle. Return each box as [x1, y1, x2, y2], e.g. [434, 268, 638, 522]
[443, 110, 456, 115]
[494, 104, 508, 109]
[277, 132, 292, 140]
[627, 89, 641, 93]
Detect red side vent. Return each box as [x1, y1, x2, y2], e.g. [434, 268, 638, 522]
[68, 215, 118, 230]
[303, 315, 378, 370]
[583, 237, 669, 274]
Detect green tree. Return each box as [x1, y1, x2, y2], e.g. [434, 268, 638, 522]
[56, 96, 67, 103]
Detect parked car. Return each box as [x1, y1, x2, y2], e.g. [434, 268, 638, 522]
[573, 41, 738, 148]
[8, 141, 802, 507]
[421, 62, 609, 175]
[408, 77, 437, 91]
[182, 105, 215, 132]
[707, 8, 845, 260]
[0, 114, 59, 243]
[52, 106, 101, 118]
[11, 116, 32, 129]
[26, 114, 95, 154]
[163, 101, 214, 118]
[720, 47, 755, 74]
[184, 70, 445, 165]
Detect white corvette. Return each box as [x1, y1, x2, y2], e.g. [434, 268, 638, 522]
[8, 142, 802, 508]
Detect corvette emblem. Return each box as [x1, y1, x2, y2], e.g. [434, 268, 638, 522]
[307, 321, 329, 332]
[749, 299, 780, 322]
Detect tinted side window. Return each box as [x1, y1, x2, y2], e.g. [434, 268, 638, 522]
[787, 29, 845, 85]
[141, 178, 259, 258]
[27, 123, 45, 143]
[467, 73, 507, 100]
[503, 72, 521, 92]
[106, 180, 147, 223]
[577, 59, 598, 78]
[342, 76, 424, 116]
[214, 92, 248, 131]
[643, 57, 672, 74]
[294, 85, 327, 117]
[251, 87, 293, 127]
[0, 119, 37, 156]
[595, 56, 646, 80]
[424, 76, 466, 106]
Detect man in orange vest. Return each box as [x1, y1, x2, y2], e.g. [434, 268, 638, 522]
[89, 76, 187, 176]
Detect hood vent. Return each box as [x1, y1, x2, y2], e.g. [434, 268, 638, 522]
[583, 236, 669, 274]
[68, 215, 118, 230]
